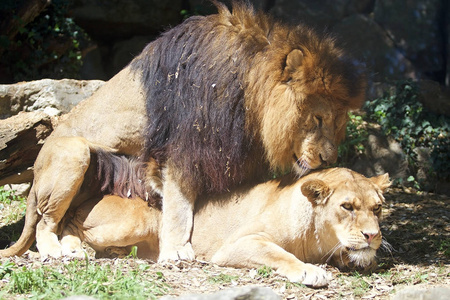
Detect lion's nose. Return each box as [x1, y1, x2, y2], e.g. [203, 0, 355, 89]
[320, 141, 337, 165]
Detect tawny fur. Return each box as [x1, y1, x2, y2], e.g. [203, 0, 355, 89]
[60, 168, 390, 288]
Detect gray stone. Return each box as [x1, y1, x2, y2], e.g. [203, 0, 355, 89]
[0, 79, 104, 119]
[70, 0, 183, 40]
[350, 128, 409, 180]
[161, 286, 280, 300]
[391, 285, 450, 300]
[270, 0, 351, 30]
[333, 14, 417, 81]
[374, 0, 444, 76]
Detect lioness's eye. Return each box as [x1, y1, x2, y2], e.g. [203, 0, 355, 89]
[373, 204, 382, 213]
[315, 116, 323, 128]
[341, 203, 353, 211]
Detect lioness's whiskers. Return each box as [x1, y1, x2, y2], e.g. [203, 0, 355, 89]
[322, 243, 342, 263]
[381, 238, 394, 255]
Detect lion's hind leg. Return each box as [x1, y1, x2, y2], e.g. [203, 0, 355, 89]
[33, 137, 94, 258]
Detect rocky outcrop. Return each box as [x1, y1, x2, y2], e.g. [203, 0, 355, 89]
[0, 79, 104, 118]
[0, 79, 104, 186]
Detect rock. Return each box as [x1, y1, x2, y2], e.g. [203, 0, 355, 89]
[69, 0, 183, 41]
[417, 80, 450, 116]
[111, 36, 153, 76]
[270, 0, 352, 30]
[333, 14, 417, 82]
[391, 285, 450, 300]
[374, 0, 444, 78]
[349, 127, 409, 180]
[160, 286, 281, 300]
[0, 79, 104, 119]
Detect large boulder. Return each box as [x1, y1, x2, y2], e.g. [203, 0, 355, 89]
[374, 0, 444, 78]
[0, 79, 104, 119]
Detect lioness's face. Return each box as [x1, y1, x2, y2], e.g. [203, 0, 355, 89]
[324, 179, 384, 269]
[292, 95, 347, 175]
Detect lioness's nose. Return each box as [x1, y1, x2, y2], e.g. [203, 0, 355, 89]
[362, 232, 377, 244]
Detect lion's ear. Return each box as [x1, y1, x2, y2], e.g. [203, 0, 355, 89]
[370, 173, 391, 192]
[301, 179, 332, 205]
[282, 49, 304, 82]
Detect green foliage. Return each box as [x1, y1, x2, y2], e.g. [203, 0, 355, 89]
[0, 260, 15, 280]
[0, 185, 25, 204]
[1, 0, 89, 82]
[365, 80, 450, 186]
[0, 259, 169, 299]
[0, 186, 26, 229]
[256, 265, 273, 278]
[207, 273, 239, 284]
[348, 272, 371, 297]
[338, 112, 368, 164]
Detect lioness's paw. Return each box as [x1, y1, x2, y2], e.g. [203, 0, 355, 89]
[282, 264, 331, 288]
[158, 242, 195, 262]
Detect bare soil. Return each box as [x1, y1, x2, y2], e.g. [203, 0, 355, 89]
[1, 189, 449, 299]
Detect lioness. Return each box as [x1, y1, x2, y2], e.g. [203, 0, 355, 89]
[0, 2, 366, 260]
[59, 168, 390, 287]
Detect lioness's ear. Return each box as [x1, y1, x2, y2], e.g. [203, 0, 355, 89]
[282, 49, 304, 81]
[301, 179, 332, 205]
[370, 173, 391, 192]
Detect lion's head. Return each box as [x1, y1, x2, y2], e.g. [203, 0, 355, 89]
[301, 168, 391, 270]
[247, 34, 366, 177]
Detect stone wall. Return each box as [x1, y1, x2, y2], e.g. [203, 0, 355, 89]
[71, 0, 449, 88]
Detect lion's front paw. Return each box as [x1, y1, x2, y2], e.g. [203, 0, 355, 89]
[280, 263, 331, 288]
[158, 242, 195, 262]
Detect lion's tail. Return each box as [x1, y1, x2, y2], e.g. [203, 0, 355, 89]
[0, 186, 39, 257]
[94, 149, 160, 205]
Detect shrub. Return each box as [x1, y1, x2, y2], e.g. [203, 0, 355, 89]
[365, 80, 449, 187]
[0, 0, 89, 82]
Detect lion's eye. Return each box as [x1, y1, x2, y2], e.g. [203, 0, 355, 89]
[341, 203, 353, 211]
[315, 116, 323, 128]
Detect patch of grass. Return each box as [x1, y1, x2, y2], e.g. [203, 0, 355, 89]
[0, 186, 25, 204]
[0, 259, 169, 300]
[435, 238, 450, 258]
[348, 272, 371, 297]
[0, 186, 27, 242]
[207, 273, 239, 284]
[284, 281, 306, 289]
[257, 265, 273, 278]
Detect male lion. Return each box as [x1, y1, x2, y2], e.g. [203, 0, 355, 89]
[0, 2, 366, 260]
[58, 168, 390, 287]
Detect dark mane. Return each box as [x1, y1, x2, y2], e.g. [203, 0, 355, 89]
[131, 2, 271, 193]
[130, 1, 366, 194]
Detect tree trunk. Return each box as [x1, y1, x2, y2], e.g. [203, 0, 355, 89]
[0, 111, 54, 185]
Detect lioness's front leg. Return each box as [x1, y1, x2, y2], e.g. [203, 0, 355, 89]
[158, 166, 195, 262]
[211, 234, 330, 287]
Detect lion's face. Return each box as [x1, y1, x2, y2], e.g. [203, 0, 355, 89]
[301, 169, 390, 270]
[256, 48, 364, 176]
[292, 95, 348, 174]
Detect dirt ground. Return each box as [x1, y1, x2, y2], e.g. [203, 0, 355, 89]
[1, 189, 449, 299]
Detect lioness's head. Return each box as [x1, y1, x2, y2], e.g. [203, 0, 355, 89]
[301, 168, 390, 270]
[253, 36, 366, 176]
